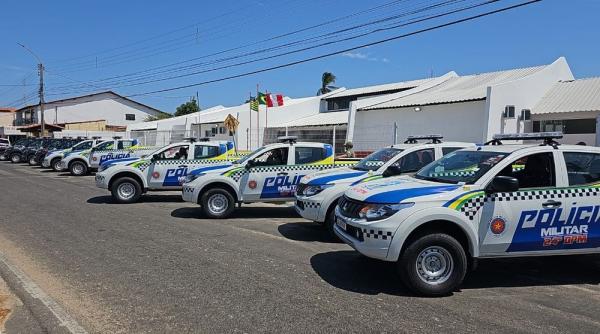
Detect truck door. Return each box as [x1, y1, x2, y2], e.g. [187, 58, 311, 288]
[478, 151, 563, 256]
[147, 144, 190, 189]
[241, 147, 290, 202]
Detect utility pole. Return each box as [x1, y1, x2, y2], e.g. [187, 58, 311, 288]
[38, 63, 45, 136]
[18, 43, 45, 136]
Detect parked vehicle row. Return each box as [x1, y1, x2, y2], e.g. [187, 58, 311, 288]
[5, 132, 598, 297]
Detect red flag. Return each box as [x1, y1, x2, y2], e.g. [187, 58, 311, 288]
[265, 93, 284, 107]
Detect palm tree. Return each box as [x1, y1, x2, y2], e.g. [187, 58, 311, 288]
[317, 72, 337, 95]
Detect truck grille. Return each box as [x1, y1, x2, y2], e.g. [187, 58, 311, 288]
[338, 196, 364, 219]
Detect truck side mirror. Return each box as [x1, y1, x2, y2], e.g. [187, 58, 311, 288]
[382, 165, 403, 177]
[151, 154, 160, 162]
[245, 160, 255, 169]
[486, 176, 519, 194]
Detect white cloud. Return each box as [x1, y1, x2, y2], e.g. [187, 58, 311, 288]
[341, 52, 391, 63]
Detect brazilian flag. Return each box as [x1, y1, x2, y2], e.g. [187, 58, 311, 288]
[257, 92, 267, 105]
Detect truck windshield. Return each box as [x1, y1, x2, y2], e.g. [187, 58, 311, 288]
[415, 150, 508, 184]
[235, 146, 265, 165]
[353, 147, 404, 171]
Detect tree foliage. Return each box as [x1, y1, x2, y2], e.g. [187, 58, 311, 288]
[317, 72, 337, 95]
[174, 98, 200, 117]
[145, 112, 173, 122]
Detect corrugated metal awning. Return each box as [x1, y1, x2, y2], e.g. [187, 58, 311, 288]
[533, 78, 600, 114]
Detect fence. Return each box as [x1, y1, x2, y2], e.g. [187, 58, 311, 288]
[53, 130, 128, 139]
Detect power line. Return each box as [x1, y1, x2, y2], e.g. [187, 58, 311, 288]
[46, 0, 468, 92]
[125, 0, 541, 97]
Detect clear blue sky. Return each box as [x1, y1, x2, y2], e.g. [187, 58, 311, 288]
[0, 0, 598, 113]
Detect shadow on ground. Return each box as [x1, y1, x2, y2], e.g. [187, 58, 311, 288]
[88, 194, 184, 204]
[171, 206, 299, 219]
[277, 222, 341, 243]
[311, 251, 600, 296]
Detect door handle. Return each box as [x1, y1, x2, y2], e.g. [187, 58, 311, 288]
[542, 200, 561, 208]
[277, 172, 288, 176]
[178, 165, 188, 168]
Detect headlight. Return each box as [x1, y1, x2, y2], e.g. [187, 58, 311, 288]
[184, 173, 203, 183]
[358, 202, 414, 221]
[303, 184, 334, 197]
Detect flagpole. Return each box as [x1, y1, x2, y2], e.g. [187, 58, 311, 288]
[248, 92, 252, 151]
[256, 83, 260, 148]
[265, 90, 269, 131]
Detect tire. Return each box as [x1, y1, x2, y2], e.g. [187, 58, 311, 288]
[0, 153, 6, 161]
[28, 156, 37, 166]
[111, 177, 142, 204]
[325, 202, 342, 242]
[200, 188, 235, 219]
[398, 233, 467, 297]
[51, 158, 62, 171]
[10, 154, 21, 163]
[69, 160, 88, 176]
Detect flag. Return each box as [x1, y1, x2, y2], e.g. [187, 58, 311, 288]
[250, 98, 258, 111]
[257, 92, 267, 105]
[259, 92, 284, 107]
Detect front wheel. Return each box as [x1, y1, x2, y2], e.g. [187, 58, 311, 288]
[200, 188, 235, 219]
[51, 158, 62, 171]
[398, 233, 467, 297]
[28, 156, 37, 166]
[69, 161, 88, 176]
[111, 177, 142, 203]
[10, 153, 21, 163]
[324, 203, 342, 242]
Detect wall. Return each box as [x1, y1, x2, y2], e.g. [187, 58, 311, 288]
[0, 112, 14, 127]
[352, 100, 486, 151]
[483, 57, 574, 140]
[63, 120, 107, 131]
[532, 110, 600, 145]
[21, 93, 162, 127]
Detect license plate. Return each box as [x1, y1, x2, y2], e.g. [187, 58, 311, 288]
[335, 217, 347, 231]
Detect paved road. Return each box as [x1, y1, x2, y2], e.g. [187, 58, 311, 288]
[0, 161, 600, 333]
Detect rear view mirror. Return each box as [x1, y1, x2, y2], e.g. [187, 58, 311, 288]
[486, 176, 519, 194]
[382, 165, 403, 177]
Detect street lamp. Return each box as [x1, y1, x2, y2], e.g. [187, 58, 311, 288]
[17, 42, 45, 136]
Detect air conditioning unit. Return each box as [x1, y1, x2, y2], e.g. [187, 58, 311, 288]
[520, 109, 531, 121]
[503, 105, 515, 118]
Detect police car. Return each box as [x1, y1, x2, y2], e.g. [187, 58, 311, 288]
[295, 136, 474, 238]
[95, 138, 235, 203]
[181, 136, 358, 219]
[58, 137, 141, 176]
[334, 132, 600, 296]
[42, 138, 103, 171]
[88, 140, 155, 170]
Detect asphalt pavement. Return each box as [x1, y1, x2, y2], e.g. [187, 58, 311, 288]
[0, 161, 600, 333]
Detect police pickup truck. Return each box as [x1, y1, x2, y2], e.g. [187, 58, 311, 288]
[95, 139, 235, 203]
[334, 132, 600, 296]
[59, 137, 142, 176]
[42, 138, 103, 171]
[181, 136, 358, 219]
[296, 135, 474, 238]
[30, 138, 81, 166]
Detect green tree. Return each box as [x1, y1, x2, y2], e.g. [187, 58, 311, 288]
[317, 72, 337, 95]
[174, 98, 200, 116]
[145, 112, 173, 122]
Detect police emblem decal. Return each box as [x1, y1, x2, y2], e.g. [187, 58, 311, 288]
[152, 172, 160, 179]
[248, 180, 257, 189]
[490, 217, 506, 235]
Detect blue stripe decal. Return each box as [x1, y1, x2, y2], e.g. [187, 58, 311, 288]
[189, 164, 232, 176]
[365, 185, 460, 204]
[307, 171, 366, 185]
[100, 157, 139, 168]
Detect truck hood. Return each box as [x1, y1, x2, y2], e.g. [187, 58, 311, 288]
[301, 167, 370, 186]
[345, 176, 463, 204]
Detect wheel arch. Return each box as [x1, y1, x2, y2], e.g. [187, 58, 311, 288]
[197, 181, 239, 204]
[108, 171, 146, 191]
[388, 209, 479, 261]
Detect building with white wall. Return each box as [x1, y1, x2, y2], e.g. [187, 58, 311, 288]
[350, 57, 574, 152]
[13, 91, 164, 135]
[531, 77, 600, 146]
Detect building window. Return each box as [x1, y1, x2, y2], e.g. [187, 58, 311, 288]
[125, 114, 136, 121]
[532, 119, 596, 134]
[503, 105, 515, 118]
[218, 127, 225, 134]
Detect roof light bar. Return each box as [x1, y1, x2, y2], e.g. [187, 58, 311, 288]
[183, 137, 198, 142]
[278, 136, 298, 144]
[492, 132, 563, 141]
[404, 134, 443, 144]
[197, 137, 211, 142]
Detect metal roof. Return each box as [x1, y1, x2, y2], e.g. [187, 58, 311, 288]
[325, 78, 434, 99]
[273, 110, 348, 128]
[360, 65, 547, 110]
[533, 77, 600, 114]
